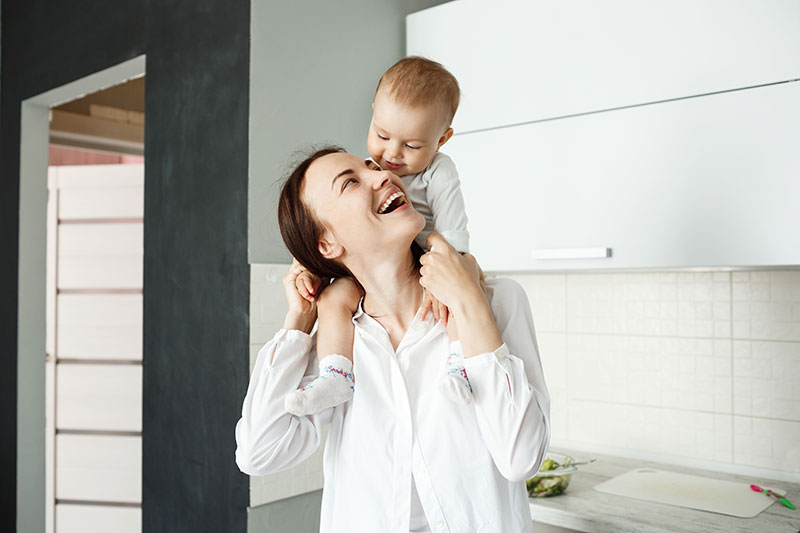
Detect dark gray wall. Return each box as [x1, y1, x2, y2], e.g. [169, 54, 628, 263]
[1, 1, 250, 532]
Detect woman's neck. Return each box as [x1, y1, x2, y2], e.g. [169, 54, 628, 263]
[349, 248, 423, 332]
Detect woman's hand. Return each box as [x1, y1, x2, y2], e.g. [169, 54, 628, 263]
[419, 233, 484, 311]
[419, 234, 502, 357]
[282, 258, 320, 333]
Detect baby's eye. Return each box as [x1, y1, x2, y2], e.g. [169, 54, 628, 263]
[405, 144, 421, 150]
[377, 133, 388, 141]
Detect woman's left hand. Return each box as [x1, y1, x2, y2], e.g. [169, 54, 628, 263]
[419, 233, 484, 311]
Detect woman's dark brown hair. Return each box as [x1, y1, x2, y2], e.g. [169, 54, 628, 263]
[277, 146, 424, 290]
[278, 146, 351, 283]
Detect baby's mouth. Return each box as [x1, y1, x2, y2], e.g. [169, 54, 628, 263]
[383, 159, 405, 170]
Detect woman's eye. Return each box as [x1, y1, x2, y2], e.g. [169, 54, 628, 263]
[343, 178, 357, 189]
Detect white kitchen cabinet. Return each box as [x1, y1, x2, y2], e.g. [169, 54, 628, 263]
[408, 0, 800, 134]
[444, 81, 800, 271]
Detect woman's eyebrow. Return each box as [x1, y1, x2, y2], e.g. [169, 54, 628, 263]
[331, 169, 354, 191]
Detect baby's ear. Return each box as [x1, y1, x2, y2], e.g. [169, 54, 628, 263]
[437, 127, 454, 150]
[318, 231, 344, 260]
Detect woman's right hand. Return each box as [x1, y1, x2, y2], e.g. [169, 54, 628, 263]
[282, 258, 320, 333]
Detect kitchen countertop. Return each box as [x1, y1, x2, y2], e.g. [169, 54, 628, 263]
[529, 448, 800, 533]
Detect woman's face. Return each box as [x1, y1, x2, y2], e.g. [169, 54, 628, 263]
[302, 152, 425, 263]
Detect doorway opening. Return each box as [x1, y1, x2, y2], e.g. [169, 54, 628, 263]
[17, 56, 145, 533]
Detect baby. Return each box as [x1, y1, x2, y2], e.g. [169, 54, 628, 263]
[285, 56, 473, 416]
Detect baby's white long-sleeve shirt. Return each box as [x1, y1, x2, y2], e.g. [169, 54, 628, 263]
[402, 152, 470, 253]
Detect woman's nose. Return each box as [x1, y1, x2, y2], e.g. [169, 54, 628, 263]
[372, 172, 392, 189]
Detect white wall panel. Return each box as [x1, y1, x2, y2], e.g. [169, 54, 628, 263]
[57, 365, 142, 431]
[56, 294, 142, 359]
[445, 82, 800, 271]
[56, 504, 141, 533]
[56, 164, 143, 220]
[58, 223, 143, 289]
[408, 0, 800, 133]
[56, 435, 141, 503]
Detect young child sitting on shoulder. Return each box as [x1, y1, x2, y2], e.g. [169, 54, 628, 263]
[285, 56, 474, 416]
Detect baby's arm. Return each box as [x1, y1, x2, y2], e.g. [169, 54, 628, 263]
[420, 155, 472, 324]
[424, 154, 469, 253]
[316, 277, 362, 363]
[283, 276, 362, 416]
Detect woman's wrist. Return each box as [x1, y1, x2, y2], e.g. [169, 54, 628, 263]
[283, 310, 317, 334]
[451, 289, 503, 358]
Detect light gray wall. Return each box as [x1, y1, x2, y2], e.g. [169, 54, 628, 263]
[248, 0, 452, 264]
[246, 3, 449, 532]
[248, 490, 323, 532]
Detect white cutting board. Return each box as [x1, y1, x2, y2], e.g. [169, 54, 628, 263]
[594, 468, 779, 518]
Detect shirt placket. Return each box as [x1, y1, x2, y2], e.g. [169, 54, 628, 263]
[389, 351, 413, 533]
[411, 438, 450, 532]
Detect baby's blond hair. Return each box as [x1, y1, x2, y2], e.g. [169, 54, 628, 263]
[376, 56, 460, 127]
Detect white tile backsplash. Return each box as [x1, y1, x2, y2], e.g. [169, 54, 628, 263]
[247, 265, 800, 506]
[506, 269, 800, 476]
[733, 340, 800, 421]
[248, 263, 323, 507]
[732, 271, 800, 341]
[565, 272, 731, 338]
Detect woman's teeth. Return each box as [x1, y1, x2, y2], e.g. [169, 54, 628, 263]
[378, 191, 406, 214]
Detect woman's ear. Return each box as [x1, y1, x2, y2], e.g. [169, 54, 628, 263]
[318, 231, 344, 260]
[437, 127, 454, 150]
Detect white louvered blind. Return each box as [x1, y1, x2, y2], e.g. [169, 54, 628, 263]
[46, 164, 143, 533]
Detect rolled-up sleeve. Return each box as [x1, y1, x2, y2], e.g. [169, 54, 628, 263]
[235, 328, 333, 476]
[463, 279, 551, 482]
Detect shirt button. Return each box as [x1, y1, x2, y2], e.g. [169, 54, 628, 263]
[436, 520, 445, 529]
[416, 467, 425, 476]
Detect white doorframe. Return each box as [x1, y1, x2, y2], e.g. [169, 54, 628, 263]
[17, 55, 146, 532]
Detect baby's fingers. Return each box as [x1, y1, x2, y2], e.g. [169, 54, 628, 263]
[295, 273, 315, 302]
[420, 292, 433, 321]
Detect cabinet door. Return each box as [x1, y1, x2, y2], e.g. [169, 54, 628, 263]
[446, 82, 800, 271]
[408, 0, 800, 133]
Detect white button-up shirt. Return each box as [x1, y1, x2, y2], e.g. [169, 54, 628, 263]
[235, 278, 550, 532]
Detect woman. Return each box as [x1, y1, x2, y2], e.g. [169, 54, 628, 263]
[235, 147, 550, 532]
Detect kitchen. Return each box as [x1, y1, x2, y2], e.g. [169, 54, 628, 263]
[3, 0, 798, 531]
[247, 1, 800, 531]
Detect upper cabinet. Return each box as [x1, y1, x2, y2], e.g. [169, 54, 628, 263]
[408, 0, 800, 134]
[408, 0, 800, 271]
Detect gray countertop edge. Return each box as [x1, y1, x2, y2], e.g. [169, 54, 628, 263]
[527, 448, 800, 533]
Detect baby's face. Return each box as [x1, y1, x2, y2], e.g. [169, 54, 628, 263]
[367, 90, 452, 177]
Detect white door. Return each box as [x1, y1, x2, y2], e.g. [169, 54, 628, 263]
[46, 163, 144, 533]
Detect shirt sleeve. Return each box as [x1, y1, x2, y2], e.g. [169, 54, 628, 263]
[462, 278, 551, 482]
[424, 153, 470, 253]
[235, 328, 335, 476]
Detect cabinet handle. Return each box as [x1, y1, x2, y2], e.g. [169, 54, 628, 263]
[532, 247, 612, 260]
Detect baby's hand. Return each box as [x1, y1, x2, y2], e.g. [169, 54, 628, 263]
[318, 277, 363, 314]
[420, 288, 451, 326]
